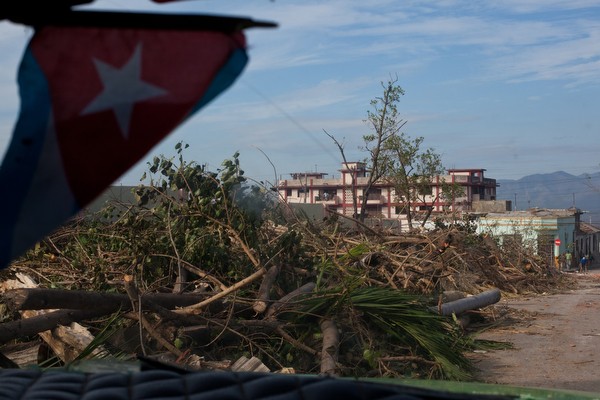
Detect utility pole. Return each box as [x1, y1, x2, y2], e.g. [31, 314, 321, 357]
[514, 193, 517, 211]
[303, 172, 307, 203]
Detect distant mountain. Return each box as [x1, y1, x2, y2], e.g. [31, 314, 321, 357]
[495, 171, 600, 225]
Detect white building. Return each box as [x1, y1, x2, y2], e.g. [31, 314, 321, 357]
[476, 208, 578, 261]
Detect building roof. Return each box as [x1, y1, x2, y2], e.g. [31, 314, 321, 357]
[289, 172, 328, 179]
[483, 208, 581, 219]
[447, 168, 486, 172]
[580, 221, 600, 234]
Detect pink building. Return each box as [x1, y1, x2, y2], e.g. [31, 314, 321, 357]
[277, 163, 498, 219]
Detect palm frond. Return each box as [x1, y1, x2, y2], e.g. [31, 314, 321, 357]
[299, 286, 475, 380]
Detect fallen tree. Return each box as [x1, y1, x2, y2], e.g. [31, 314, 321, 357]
[0, 150, 572, 380]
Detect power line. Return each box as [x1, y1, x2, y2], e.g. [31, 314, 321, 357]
[240, 78, 341, 167]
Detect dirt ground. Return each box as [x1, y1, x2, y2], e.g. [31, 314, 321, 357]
[471, 268, 600, 394]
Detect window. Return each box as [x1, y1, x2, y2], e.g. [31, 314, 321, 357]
[367, 189, 382, 201]
[395, 205, 408, 215]
[418, 186, 433, 196]
[318, 189, 336, 201]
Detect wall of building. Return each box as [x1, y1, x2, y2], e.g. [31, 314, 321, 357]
[476, 211, 577, 259]
[575, 223, 600, 265]
[278, 164, 498, 219]
[472, 200, 512, 213]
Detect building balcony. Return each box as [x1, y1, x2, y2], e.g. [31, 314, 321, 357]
[359, 195, 385, 204]
[279, 178, 343, 188]
[447, 175, 469, 183]
[314, 195, 340, 205]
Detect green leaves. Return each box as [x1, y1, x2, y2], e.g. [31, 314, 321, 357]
[124, 143, 273, 283]
[174, 141, 189, 155]
[298, 286, 475, 380]
[44, 142, 275, 291]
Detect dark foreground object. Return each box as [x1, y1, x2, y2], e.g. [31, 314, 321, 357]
[0, 369, 516, 400]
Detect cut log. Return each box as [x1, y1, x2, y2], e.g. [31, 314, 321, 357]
[319, 318, 339, 376]
[44, 323, 110, 363]
[436, 288, 501, 316]
[0, 273, 111, 362]
[0, 342, 39, 367]
[0, 308, 115, 345]
[252, 265, 281, 314]
[0, 350, 19, 368]
[3, 288, 214, 312]
[441, 291, 466, 303]
[230, 356, 270, 373]
[265, 282, 316, 319]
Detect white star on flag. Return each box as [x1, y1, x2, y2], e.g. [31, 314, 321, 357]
[81, 44, 168, 139]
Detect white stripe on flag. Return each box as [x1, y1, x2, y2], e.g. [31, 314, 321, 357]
[12, 112, 78, 259]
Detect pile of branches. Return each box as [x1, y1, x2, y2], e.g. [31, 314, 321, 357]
[324, 225, 573, 296]
[0, 150, 572, 381]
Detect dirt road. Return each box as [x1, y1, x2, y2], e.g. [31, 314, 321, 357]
[472, 270, 600, 393]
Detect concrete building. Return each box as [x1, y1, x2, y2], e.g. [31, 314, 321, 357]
[277, 163, 499, 224]
[576, 222, 600, 267]
[475, 208, 582, 267]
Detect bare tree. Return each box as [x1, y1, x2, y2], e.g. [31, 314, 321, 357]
[323, 130, 359, 219]
[384, 134, 446, 228]
[358, 78, 407, 222]
[326, 77, 450, 227]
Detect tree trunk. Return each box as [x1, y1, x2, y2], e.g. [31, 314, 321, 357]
[265, 282, 316, 319]
[253, 265, 281, 314]
[0, 308, 113, 345]
[0, 343, 39, 367]
[3, 288, 215, 312]
[435, 288, 501, 316]
[319, 318, 339, 376]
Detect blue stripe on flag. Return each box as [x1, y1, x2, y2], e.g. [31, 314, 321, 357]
[189, 48, 248, 116]
[0, 48, 53, 268]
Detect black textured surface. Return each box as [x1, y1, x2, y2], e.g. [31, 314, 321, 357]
[0, 369, 516, 400]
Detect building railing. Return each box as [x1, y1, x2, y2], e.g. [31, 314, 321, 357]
[280, 178, 343, 187]
[314, 195, 340, 205]
[442, 175, 469, 183]
[279, 175, 497, 188]
[358, 194, 385, 204]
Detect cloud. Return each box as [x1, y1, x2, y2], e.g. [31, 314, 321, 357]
[245, 2, 600, 87]
[198, 78, 370, 123]
[488, 0, 600, 13]
[3, 0, 599, 184]
[80, 0, 600, 87]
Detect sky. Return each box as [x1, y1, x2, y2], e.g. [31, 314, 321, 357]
[1, 0, 600, 188]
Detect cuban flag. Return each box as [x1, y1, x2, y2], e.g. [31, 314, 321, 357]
[0, 25, 248, 269]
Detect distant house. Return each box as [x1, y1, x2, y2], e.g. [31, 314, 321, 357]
[85, 185, 138, 214]
[475, 208, 583, 267]
[277, 162, 499, 227]
[576, 222, 600, 266]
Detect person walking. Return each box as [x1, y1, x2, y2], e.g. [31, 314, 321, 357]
[565, 252, 572, 270]
[580, 256, 588, 273]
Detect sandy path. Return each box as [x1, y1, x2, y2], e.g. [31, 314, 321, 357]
[471, 271, 600, 393]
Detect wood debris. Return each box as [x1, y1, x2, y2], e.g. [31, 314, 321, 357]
[0, 214, 574, 380]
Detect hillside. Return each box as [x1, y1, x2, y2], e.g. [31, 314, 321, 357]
[496, 171, 600, 225]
